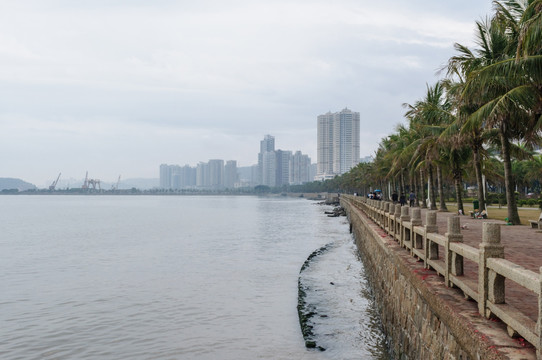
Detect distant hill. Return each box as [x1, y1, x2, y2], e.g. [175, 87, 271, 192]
[0, 178, 37, 191]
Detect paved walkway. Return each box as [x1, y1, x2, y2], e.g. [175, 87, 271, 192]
[414, 207, 542, 323]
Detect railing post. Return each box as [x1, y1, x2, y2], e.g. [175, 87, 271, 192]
[388, 203, 395, 236]
[538, 266, 542, 359]
[394, 204, 402, 241]
[377, 201, 383, 226]
[424, 211, 438, 269]
[478, 223, 505, 318]
[400, 206, 410, 248]
[445, 216, 463, 287]
[383, 202, 390, 233]
[411, 208, 422, 256]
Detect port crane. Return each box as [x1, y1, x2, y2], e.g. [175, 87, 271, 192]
[82, 171, 89, 189]
[49, 173, 61, 191]
[112, 175, 121, 190]
[82, 171, 101, 191]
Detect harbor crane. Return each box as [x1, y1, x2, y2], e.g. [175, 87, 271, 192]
[82, 171, 101, 191]
[82, 171, 89, 189]
[49, 173, 61, 191]
[112, 175, 121, 190]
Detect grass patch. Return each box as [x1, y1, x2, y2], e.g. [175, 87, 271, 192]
[445, 203, 540, 226]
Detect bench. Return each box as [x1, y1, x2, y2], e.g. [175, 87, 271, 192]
[528, 212, 542, 229]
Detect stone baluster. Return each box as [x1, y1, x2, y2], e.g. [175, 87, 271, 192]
[394, 204, 402, 241]
[388, 203, 395, 236]
[424, 211, 438, 269]
[478, 223, 505, 318]
[377, 201, 382, 226]
[411, 208, 423, 256]
[537, 267, 542, 359]
[445, 216, 463, 287]
[383, 202, 390, 233]
[400, 206, 410, 247]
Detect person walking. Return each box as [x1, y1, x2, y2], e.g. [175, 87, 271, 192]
[399, 193, 406, 206]
[409, 191, 416, 207]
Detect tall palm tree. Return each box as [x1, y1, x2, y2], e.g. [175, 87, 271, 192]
[463, 3, 542, 224]
[444, 49, 491, 212]
[404, 82, 452, 211]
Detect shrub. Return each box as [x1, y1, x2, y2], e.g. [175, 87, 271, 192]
[526, 199, 537, 206]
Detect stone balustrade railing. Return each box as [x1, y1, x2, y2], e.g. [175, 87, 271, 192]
[341, 194, 542, 358]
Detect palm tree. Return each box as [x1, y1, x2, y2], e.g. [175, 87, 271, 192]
[444, 50, 491, 212]
[404, 82, 452, 211]
[463, 3, 542, 224]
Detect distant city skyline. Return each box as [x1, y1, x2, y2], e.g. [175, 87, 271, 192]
[159, 134, 314, 190]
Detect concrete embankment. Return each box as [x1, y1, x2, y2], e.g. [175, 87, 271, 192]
[341, 196, 537, 360]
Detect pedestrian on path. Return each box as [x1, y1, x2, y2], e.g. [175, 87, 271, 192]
[409, 191, 416, 207]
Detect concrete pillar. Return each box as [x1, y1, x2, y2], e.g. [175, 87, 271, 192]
[400, 206, 410, 247]
[388, 203, 395, 235]
[478, 223, 505, 318]
[383, 202, 389, 231]
[394, 204, 402, 241]
[445, 216, 463, 287]
[380, 202, 385, 225]
[537, 267, 542, 359]
[424, 211, 438, 269]
[411, 208, 423, 256]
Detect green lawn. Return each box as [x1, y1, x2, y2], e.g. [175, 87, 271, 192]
[444, 203, 540, 226]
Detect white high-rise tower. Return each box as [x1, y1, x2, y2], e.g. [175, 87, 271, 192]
[316, 108, 360, 180]
[258, 135, 275, 186]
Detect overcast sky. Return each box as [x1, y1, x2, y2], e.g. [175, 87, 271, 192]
[0, 0, 493, 187]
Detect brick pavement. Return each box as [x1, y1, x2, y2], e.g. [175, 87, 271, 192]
[417, 207, 542, 323]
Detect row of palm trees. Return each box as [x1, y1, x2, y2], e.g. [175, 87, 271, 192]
[340, 0, 541, 225]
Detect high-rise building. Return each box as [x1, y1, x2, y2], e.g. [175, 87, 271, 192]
[160, 164, 172, 189]
[275, 150, 292, 187]
[208, 159, 225, 190]
[316, 108, 360, 180]
[161, 164, 197, 189]
[257, 135, 276, 186]
[289, 151, 312, 185]
[196, 162, 210, 188]
[262, 151, 276, 187]
[224, 160, 238, 189]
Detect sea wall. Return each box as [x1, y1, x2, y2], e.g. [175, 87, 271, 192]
[341, 195, 537, 360]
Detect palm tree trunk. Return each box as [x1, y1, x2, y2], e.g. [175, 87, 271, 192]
[437, 165, 448, 211]
[409, 171, 413, 194]
[412, 171, 418, 207]
[499, 124, 521, 224]
[420, 169, 427, 208]
[400, 169, 406, 195]
[454, 167, 464, 215]
[472, 145, 486, 211]
[428, 164, 437, 210]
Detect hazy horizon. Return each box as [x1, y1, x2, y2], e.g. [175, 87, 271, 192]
[0, 1, 493, 187]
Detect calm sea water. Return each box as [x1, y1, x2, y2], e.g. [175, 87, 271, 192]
[1, 195, 389, 359]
